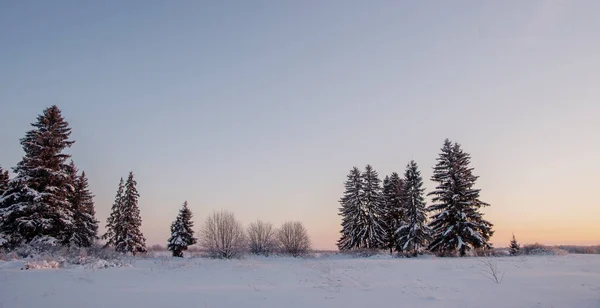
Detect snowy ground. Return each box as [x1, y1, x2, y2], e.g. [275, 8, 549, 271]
[1, 254, 599, 308]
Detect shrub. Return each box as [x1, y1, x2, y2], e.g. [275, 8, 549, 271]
[522, 243, 568, 256]
[200, 210, 246, 259]
[558, 245, 600, 254]
[247, 220, 277, 256]
[276, 221, 311, 257]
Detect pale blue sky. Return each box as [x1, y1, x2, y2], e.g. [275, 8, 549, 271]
[1, 1, 598, 249]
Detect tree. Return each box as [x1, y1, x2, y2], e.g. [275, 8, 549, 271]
[427, 139, 494, 256]
[395, 161, 430, 257]
[0, 105, 75, 249]
[68, 171, 98, 248]
[337, 167, 367, 250]
[360, 164, 387, 249]
[116, 172, 146, 255]
[200, 210, 246, 259]
[338, 165, 387, 250]
[382, 172, 404, 253]
[167, 201, 197, 257]
[103, 177, 124, 248]
[509, 234, 520, 256]
[0, 166, 9, 197]
[247, 220, 276, 256]
[277, 221, 311, 257]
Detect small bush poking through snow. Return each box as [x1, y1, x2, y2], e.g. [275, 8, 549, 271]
[339, 248, 383, 258]
[24, 260, 61, 270]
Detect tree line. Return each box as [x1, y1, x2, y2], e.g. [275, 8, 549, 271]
[338, 139, 494, 257]
[0, 105, 494, 258]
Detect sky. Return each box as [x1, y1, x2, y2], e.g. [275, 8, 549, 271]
[1, 1, 598, 250]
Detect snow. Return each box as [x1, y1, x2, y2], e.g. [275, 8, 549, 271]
[1, 254, 599, 307]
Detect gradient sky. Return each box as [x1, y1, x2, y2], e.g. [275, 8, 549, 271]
[1, 1, 598, 249]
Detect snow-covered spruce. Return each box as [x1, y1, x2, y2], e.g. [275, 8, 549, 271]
[360, 165, 388, 249]
[167, 201, 197, 257]
[395, 160, 431, 256]
[0, 105, 75, 249]
[427, 139, 494, 256]
[337, 165, 387, 250]
[338, 167, 366, 250]
[103, 173, 146, 255]
[103, 177, 125, 248]
[117, 172, 146, 255]
[509, 234, 520, 256]
[68, 169, 99, 248]
[382, 172, 404, 253]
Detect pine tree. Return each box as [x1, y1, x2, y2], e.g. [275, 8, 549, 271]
[427, 139, 494, 256]
[167, 201, 197, 257]
[395, 160, 430, 257]
[69, 171, 98, 248]
[509, 234, 520, 256]
[382, 172, 404, 253]
[360, 165, 387, 249]
[117, 172, 146, 255]
[103, 177, 124, 248]
[0, 166, 9, 197]
[0, 106, 75, 248]
[337, 167, 367, 250]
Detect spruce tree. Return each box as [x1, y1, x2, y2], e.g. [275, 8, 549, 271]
[167, 201, 197, 257]
[509, 234, 520, 256]
[103, 177, 124, 248]
[337, 167, 367, 250]
[382, 172, 404, 253]
[117, 172, 146, 255]
[360, 165, 387, 249]
[0, 106, 75, 248]
[69, 171, 98, 248]
[427, 139, 494, 256]
[0, 166, 9, 197]
[395, 160, 430, 257]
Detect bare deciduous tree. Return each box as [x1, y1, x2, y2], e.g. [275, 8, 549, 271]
[276, 221, 311, 257]
[247, 220, 276, 256]
[200, 210, 246, 259]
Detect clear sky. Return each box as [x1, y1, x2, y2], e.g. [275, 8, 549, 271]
[1, 1, 598, 249]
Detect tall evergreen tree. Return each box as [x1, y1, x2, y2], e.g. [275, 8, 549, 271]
[103, 177, 124, 248]
[360, 165, 387, 249]
[167, 201, 197, 257]
[427, 139, 494, 256]
[0, 106, 75, 248]
[337, 167, 367, 250]
[0, 166, 9, 197]
[117, 172, 146, 255]
[395, 161, 430, 256]
[382, 172, 404, 253]
[69, 171, 98, 248]
[509, 234, 520, 256]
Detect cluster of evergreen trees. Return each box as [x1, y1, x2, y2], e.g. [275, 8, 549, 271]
[0, 106, 99, 249]
[0, 105, 148, 255]
[338, 139, 494, 257]
[102, 173, 147, 255]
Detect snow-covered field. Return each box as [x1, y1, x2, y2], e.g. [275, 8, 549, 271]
[1, 254, 599, 308]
